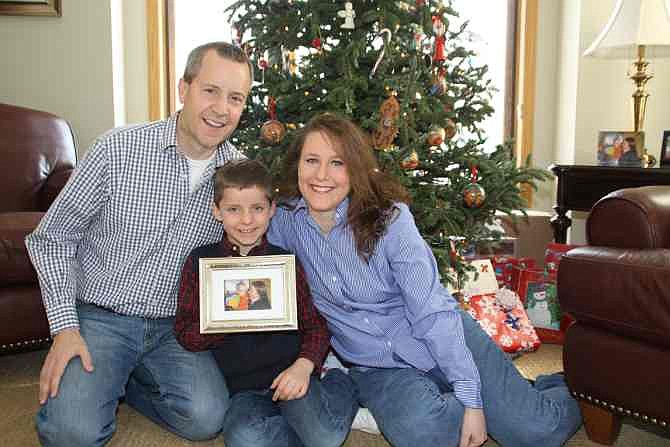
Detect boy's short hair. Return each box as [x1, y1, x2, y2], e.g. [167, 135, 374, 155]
[213, 158, 274, 204]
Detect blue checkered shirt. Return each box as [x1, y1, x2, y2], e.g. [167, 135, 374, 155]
[25, 113, 243, 335]
[267, 199, 482, 408]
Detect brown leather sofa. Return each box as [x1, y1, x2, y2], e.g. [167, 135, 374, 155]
[558, 185, 670, 444]
[0, 103, 77, 353]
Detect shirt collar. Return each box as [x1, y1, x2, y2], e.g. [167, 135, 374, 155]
[162, 111, 235, 167]
[218, 232, 270, 256]
[292, 197, 350, 226]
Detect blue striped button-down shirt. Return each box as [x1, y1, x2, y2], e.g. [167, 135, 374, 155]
[267, 198, 482, 408]
[26, 113, 242, 335]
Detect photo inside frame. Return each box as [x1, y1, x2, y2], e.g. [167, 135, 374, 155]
[597, 130, 644, 167]
[661, 131, 670, 167]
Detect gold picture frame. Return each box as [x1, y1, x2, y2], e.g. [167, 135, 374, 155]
[199, 255, 297, 334]
[0, 0, 61, 17]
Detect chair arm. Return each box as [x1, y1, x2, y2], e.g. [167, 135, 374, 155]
[587, 186, 670, 249]
[558, 246, 670, 347]
[38, 167, 74, 211]
[0, 212, 44, 285]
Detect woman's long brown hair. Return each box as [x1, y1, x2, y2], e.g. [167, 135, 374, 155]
[277, 113, 410, 260]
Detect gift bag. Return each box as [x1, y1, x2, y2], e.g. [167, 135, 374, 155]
[518, 268, 574, 344]
[461, 288, 541, 354]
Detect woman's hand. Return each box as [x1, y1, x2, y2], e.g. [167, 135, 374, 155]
[459, 407, 487, 447]
[271, 357, 314, 401]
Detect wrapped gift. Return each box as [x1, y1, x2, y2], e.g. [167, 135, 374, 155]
[461, 288, 541, 354]
[544, 242, 581, 276]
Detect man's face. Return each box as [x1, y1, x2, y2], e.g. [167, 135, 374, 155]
[177, 50, 251, 160]
[212, 186, 276, 256]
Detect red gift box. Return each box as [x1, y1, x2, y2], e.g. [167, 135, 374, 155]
[461, 289, 541, 354]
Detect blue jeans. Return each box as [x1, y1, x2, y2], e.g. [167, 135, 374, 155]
[349, 312, 582, 447]
[222, 369, 358, 447]
[36, 303, 229, 446]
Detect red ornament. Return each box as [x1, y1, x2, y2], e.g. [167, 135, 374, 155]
[311, 37, 322, 49]
[432, 15, 447, 63]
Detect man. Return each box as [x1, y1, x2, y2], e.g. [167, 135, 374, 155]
[26, 41, 252, 446]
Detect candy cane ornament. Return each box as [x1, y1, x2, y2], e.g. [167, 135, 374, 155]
[370, 28, 392, 78]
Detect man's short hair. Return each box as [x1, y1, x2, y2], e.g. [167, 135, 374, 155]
[182, 42, 253, 84]
[213, 159, 274, 204]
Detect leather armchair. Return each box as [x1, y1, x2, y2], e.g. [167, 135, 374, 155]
[558, 185, 670, 444]
[0, 103, 76, 353]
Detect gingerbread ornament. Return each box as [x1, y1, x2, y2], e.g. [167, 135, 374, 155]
[372, 95, 401, 150]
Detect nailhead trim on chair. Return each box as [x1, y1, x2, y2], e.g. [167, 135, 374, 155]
[572, 391, 668, 428]
[1, 337, 51, 353]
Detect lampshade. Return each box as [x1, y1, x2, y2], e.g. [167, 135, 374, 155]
[584, 0, 670, 59]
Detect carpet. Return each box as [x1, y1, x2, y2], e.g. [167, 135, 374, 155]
[1, 345, 669, 446]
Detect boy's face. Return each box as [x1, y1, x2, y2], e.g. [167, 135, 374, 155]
[212, 185, 276, 256]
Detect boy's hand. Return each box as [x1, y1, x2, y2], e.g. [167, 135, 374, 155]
[271, 357, 314, 401]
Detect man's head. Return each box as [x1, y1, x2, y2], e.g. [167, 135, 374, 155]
[212, 159, 276, 255]
[177, 42, 253, 160]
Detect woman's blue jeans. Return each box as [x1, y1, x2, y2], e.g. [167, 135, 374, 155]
[222, 369, 359, 447]
[36, 303, 229, 446]
[348, 312, 582, 447]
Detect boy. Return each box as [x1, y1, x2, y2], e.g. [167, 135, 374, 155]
[174, 159, 355, 447]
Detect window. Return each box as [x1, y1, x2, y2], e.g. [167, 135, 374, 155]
[149, 0, 536, 174]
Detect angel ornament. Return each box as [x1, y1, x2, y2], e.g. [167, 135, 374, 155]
[338, 2, 356, 29]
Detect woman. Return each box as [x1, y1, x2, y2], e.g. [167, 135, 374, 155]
[268, 113, 582, 447]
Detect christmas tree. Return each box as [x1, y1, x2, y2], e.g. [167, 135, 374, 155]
[227, 0, 550, 287]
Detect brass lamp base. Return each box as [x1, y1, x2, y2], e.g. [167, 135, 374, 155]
[629, 45, 655, 168]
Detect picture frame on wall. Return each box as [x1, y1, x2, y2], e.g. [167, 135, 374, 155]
[596, 130, 644, 167]
[661, 130, 670, 168]
[0, 0, 60, 17]
[199, 255, 298, 334]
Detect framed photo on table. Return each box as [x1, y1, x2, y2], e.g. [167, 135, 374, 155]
[199, 255, 297, 334]
[597, 130, 644, 167]
[661, 130, 670, 168]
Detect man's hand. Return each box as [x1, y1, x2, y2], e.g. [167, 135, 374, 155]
[459, 407, 487, 447]
[270, 357, 314, 401]
[39, 328, 93, 405]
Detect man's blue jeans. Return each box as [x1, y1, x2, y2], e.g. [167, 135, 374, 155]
[36, 303, 229, 446]
[348, 312, 582, 447]
[222, 369, 359, 447]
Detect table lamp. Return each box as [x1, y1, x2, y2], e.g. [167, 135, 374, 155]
[584, 0, 670, 167]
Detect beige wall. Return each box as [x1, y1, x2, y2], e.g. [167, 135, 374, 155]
[2, 0, 667, 243]
[0, 0, 148, 155]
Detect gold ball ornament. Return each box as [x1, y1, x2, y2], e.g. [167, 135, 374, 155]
[463, 183, 486, 208]
[260, 120, 286, 145]
[426, 126, 445, 146]
[400, 151, 419, 170]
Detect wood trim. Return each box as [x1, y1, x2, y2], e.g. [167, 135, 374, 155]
[514, 0, 538, 206]
[146, 0, 169, 120]
[167, 0, 177, 114]
[504, 0, 519, 141]
[0, 0, 60, 16]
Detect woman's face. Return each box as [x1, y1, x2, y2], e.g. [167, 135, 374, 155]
[248, 285, 259, 301]
[298, 130, 351, 218]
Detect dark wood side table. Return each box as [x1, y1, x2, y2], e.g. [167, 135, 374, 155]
[550, 164, 670, 243]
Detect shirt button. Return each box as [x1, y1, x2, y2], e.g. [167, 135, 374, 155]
[386, 341, 392, 348]
[364, 318, 370, 324]
[332, 276, 337, 282]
